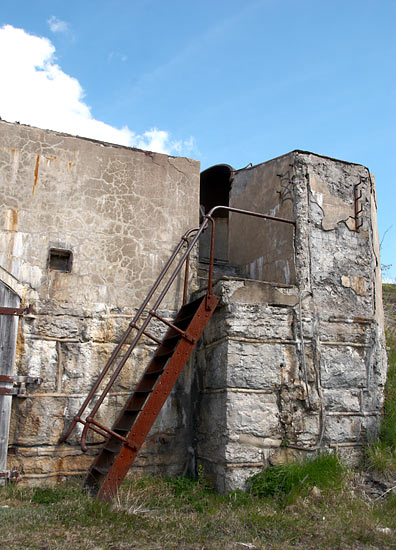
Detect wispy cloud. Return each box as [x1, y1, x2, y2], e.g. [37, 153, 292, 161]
[108, 51, 128, 63]
[0, 25, 195, 156]
[129, 1, 262, 95]
[47, 15, 69, 34]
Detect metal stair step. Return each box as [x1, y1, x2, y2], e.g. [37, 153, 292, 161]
[154, 347, 175, 358]
[92, 465, 109, 477]
[103, 442, 121, 454]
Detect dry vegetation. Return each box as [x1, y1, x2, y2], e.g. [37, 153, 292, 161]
[0, 472, 395, 550]
[1, 285, 395, 550]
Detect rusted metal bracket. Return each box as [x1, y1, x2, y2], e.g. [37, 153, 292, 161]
[0, 304, 33, 316]
[354, 178, 364, 231]
[0, 375, 42, 397]
[0, 468, 20, 482]
[149, 310, 196, 344]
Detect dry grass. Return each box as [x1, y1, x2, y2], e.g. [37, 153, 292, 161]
[0, 475, 395, 550]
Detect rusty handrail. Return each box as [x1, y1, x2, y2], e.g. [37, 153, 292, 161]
[60, 206, 295, 449]
[60, 230, 196, 445]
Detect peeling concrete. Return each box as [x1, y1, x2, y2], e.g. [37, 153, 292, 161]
[193, 151, 387, 492]
[309, 172, 356, 231]
[0, 120, 199, 481]
[0, 125, 387, 490]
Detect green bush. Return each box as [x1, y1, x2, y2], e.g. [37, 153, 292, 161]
[365, 327, 396, 474]
[381, 331, 396, 449]
[247, 453, 345, 500]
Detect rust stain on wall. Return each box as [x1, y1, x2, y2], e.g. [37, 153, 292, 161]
[5, 208, 18, 231]
[10, 209, 17, 231]
[45, 155, 57, 167]
[32, 155, 40, 196]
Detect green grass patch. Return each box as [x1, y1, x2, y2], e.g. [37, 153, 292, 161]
[365, 322, 396, 475]
[31, 485, 81, 504]
[381, 331, 396, 449]
[247, 453, 345, 502]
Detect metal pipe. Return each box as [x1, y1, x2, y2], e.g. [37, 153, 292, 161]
[206, 205, 296, 225]
[206, 216, 216, 308]
[182, 239, 190, 306]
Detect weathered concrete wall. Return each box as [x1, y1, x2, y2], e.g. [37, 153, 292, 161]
[0, 120, 199, 308]
[0, 121, 200, 483]
[194, 152, 387, 492]
[228, 155, 296, 285]
[0, 126, 387, 490]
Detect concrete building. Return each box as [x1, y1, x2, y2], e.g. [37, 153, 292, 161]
[0, 120, 387, 491]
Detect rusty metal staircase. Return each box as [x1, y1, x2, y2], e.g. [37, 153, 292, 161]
[85, 294, 218, 500]
[60, 205, 295, 502]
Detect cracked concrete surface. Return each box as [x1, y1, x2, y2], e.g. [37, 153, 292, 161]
[193, 152, 387, 492]
[0, 120, 199, 482]
[0, 125, 388, 491]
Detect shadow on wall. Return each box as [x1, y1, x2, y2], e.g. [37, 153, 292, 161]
[199, 161, 296, 285]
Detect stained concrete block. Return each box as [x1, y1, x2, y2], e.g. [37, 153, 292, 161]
[15, 338, 58, 392]
[320, 346, 367, 389]
[324, 415, 362, 443]
[227, 341, 284, 389]
[10, 396, 68, 446]
[226, 392, 280, 437]
[323, 389, 361, 412]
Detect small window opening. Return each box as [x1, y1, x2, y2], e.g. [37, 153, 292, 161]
[48, 248, 73, 272]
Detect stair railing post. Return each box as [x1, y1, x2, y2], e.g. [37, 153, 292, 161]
[205, 215, 216, 310]
[182, 237, 190, 306]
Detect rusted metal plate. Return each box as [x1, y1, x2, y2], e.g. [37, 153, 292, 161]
[0, 375, 42, 396]
[0, 468, 20, 481]
[0, 387, 18, 396]
[0, 305, 32, 316]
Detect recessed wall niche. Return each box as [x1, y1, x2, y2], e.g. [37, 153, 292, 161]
[48, 248, 73, 272]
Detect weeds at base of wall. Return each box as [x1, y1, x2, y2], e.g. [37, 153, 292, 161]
[246, 453, 345, 504]
[365, 327, 396, 476]
[1, 473, 395, 550]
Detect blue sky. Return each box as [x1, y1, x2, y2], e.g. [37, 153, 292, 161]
[1, 0, 395, 278]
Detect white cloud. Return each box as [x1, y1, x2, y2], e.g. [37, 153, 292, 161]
[47, 16, 69, 34]
[0, 25, 195, 156]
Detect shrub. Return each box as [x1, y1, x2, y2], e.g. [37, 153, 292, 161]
[247, 453, 345, 500]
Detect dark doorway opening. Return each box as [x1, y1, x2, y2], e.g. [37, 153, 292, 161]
[199, 164, 233, 264]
